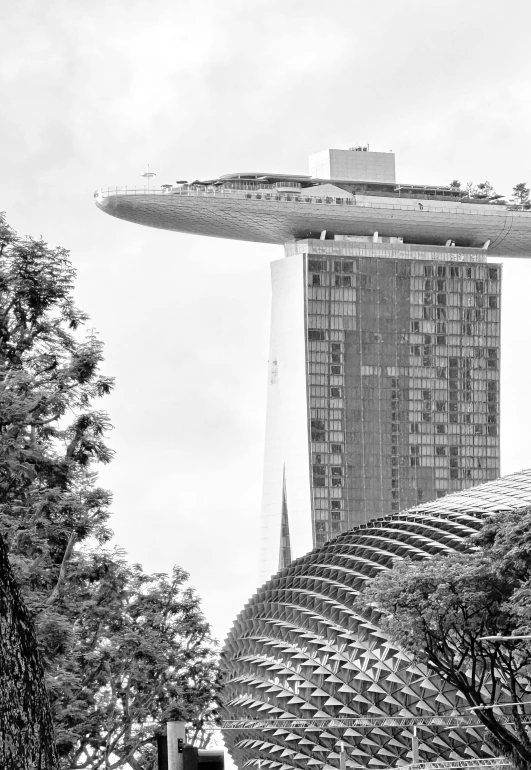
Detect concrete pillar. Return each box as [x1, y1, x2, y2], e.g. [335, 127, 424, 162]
[412, 726, 419, 764]
[339, 741, 346, 770]
[167, 721, 186, 770]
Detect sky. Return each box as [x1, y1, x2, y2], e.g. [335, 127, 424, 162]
[2, 0, 531, 652]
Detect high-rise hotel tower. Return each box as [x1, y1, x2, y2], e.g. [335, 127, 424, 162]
[95, 147, 523, 582]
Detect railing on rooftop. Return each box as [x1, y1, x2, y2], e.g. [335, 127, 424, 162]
[94, 186, 530, 216]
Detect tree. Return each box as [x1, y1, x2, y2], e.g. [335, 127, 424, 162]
[512, 182, 531, 209]
[0, 211, 112, 769]
[50, 551, 219, 770]
[0, 213, 219, 768]
[0, 530, 59, 769]
[449, 180, 462, 191]
[356, 510, 531, 770]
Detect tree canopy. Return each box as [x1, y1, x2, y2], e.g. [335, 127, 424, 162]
[356, 510, 531, 770]
[512, 182, 531, 208]
[0, 213, 219, 769]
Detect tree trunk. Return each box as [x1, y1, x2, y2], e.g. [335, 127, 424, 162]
[0, 531, 59, 769]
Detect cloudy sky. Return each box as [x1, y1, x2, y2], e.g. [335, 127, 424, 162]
[2, 0, 531, 647]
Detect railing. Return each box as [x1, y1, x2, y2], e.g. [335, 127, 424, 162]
[408, 760, 511, 770]
[220, 715, 531, 729]
[94, 186, 531, 217]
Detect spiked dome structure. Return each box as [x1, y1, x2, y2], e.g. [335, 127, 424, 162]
[221, 470, 531, 770]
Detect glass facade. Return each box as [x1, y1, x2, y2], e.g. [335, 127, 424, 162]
[303, 241, 501, 547]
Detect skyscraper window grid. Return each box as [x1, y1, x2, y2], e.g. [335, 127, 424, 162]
[303, 243, 501, 547]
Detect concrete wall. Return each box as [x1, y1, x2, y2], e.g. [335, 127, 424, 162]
[309, 148, 396, 183]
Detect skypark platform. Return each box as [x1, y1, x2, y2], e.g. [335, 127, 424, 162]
[94, 182, 531, 256]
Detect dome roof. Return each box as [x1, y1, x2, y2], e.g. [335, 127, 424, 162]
[221, 469, 531, 769]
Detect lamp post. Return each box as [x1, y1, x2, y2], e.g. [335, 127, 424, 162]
[141, 164, 156, 190]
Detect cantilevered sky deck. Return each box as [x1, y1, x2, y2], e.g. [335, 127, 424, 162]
[95, 169, 531, 256]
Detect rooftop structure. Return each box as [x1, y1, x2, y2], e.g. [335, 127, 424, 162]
[221, 468, 531, 770]
[309, 147, 396, 183]
[95, 147, 531, 255]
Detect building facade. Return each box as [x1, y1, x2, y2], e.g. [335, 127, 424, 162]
[95, 149, 509, 582]
[259, 237, 501, 580]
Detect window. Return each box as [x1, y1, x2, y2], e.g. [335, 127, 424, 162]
[331, 343, 341, 352]
[331, 466, 343, 476]
[436, 367, 447, 379]
[437, 280, 446, 292]
[334, 260, 353, 273]
[424, 334, 432, 344]
[450, 266, 460, 278]
[463, 414, 471, 424]
[330, 387, 341, 397]
[436, 424, 446, 434]
[423, 356, 432, 367]
[335, 275, 352, 287]
[331, 500, 341, 510]
[410, 457, 420, 467]
[311, 431, 325, 441]
[411, 423, 420, 433]
[436, 490, 447, 498]
[437, 266, 446, 277]
[308, 329, 325, 341]
[410, 446, 420, 455]
[488, 426, 498, 437]
[315, 521, 327, 533]
[331, 443, 343, 453]
[436, 446, 446, 456]
[308, 259, 325, 271]
[450, 469, 459, 479]
[411, 345, 421, 356]
[437, 293, 447, 305]
[422, 412, 432, 422]
[489, 268, 498, 280]
[330, 365, 342, 375]
[417, 488, 423, 501]
[488, 296, 497, 309]
[436, 308, 446, 320]
[435, 401, 446, 412]
[475, 280, 484, 294]
[411, 321, 420, 333]
[466, 268, 472, 278]
[475, 425, 484, 435]
[313, 465, 326, 475]
[331, 511, 341, 521]
[436, 335, 447, 346]
[312, 274, 321, 286]
[436, 322, 446, 333]
[424, 265, 434, 276]
[450, 414, 459, 423]
[331, 353, 341, 363]
[331, 477, 342, 487]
